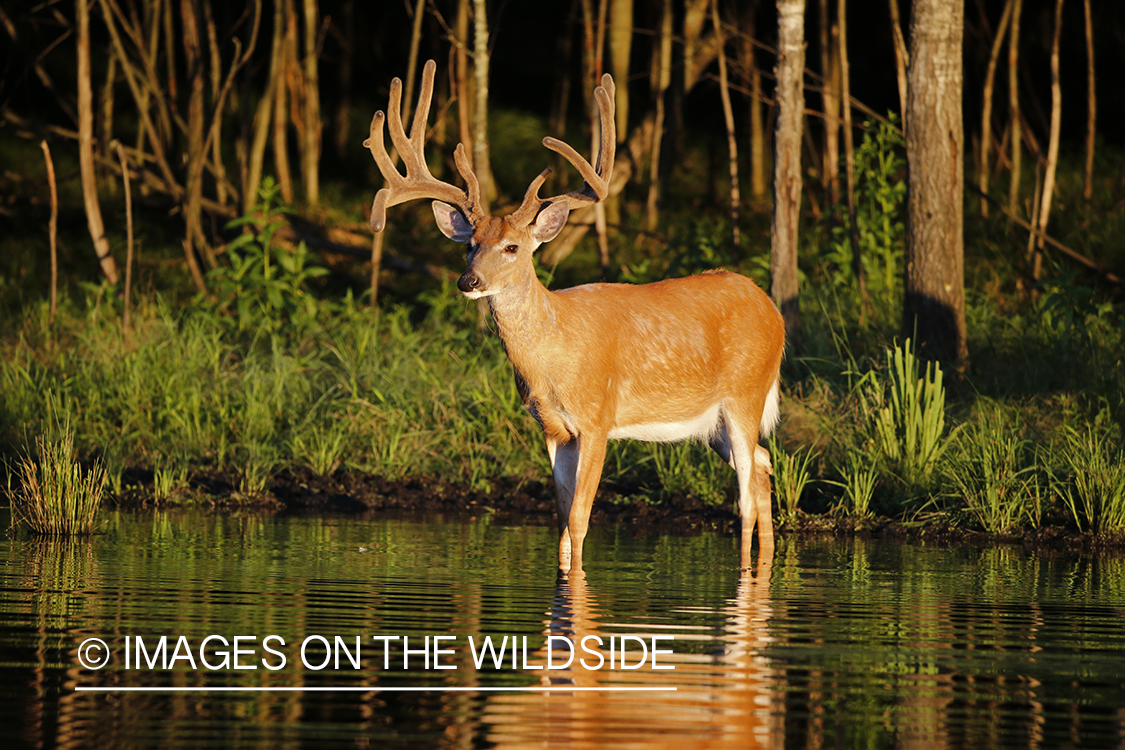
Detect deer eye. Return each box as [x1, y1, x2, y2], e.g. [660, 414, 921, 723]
[503, 244, 519, 254]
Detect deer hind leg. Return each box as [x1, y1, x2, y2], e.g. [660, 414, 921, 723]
[722, 406, 775, 547]
[547, 437, 579, 570]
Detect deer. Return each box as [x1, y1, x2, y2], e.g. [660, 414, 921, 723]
[365, 60, 786, 574]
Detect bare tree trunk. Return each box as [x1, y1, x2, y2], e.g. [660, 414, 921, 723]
[646, 0, 673, 230]
[202, 1, 228, 206]
[887, 0, 908, 132]
[838, 0, 865, 302]
[713, 0, 740, 249]
[980, 0, 1014, 217]
[116, 143, 134, 336]
[1082, 0, 1095, 203]
[181, 0, 210, 290]
[683, 0, 709, 92]
[333, 0, 354, 160]
[301, 0, 321, 206]
[402, 0, 427, 124]
[609, 0, 632, 136]
[472, 0, 496, 211]
[818, 0, 839, 205]
[77, 0, 120, 285]
[273, 0, 296, 203]
[745, 2, 767, 202]
[248, 0, 284, 210]
[454, 0, 473, 169]
[1033, 0, 1064, 279]
[1007, 0, 1022, 214]
[904, 0, 967, 366]
[771, 0, 805, 349]
[40, 141, 59, 327]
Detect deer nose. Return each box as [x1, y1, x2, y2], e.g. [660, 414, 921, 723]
[458, 271, 482, 294]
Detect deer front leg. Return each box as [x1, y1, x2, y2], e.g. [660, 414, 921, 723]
[753, 444, 775, 547]
[565, 433, 607, 574]
[547, 437, 579, 570]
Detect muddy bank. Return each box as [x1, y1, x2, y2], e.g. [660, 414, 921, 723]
[110, 466, 1123, 554]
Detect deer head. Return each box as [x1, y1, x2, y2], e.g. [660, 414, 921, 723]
[364, 59, 616, 300]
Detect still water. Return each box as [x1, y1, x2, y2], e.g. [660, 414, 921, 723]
[1, 510, 1123, 749]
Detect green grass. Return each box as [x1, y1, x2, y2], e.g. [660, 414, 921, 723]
[12, 422, 106, 535]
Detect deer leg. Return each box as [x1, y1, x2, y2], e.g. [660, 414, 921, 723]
[548, 437, 579, 570]
[753, 444, 775, 547]
[725, 411, 767, 540]
[565, 433, 607, 574]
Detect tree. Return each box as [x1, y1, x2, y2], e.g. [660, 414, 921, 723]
[904, 0, 967, 365]
[771, 0, 806, 348]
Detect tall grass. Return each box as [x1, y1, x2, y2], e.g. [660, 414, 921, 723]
[13, 423, 106, 535]
[858, 339, 956, 498]
[1051, 415, 1125, 535]
[944, 407, 1041, 533]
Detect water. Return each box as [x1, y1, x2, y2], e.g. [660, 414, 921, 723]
[2, 510, 1124, 748]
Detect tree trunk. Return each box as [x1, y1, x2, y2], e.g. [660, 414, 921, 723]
[838, 0, 865, 302]
[248, 0, 284, 210]
[771, 0, 805, 349]
[980, 0, 1014, 217]
[1082, 0, 1095, 203]
[41, 141, 59, 327]
[646, 0, 673, 230]
[1033, 0, 1064, 278]
[1007, 0, 1022, 214]
[609, 0, 632, 136]
[904, 0, 967, 366]
[746, 3, 767, 202]
[301, 0, 321, 206]
[818, 0, 839, 205]
[713, 0, 740, 249]
[333, 0, 354, 160]
[472, 0, 496, 211]
[887, 0, 908, 132]
[77, 0, 120, 285]
[181, 0, 210, 290]
[273, 0, 295, 203]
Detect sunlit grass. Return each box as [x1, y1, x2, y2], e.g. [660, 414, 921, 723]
[13, 425, 106, 536]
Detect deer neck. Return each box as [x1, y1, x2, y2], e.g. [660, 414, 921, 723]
[486, 267, 560, 369]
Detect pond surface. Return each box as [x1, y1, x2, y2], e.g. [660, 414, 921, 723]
[1, 510, 1124, 749]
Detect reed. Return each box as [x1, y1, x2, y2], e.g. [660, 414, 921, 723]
[13, 425, 106, 536]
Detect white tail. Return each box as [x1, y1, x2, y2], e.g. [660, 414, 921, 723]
[367, 61, 786, 573]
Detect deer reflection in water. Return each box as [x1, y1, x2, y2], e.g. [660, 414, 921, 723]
[483, 537, 783, 748]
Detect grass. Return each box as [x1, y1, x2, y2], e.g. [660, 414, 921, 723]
[1, 129, 1124, 539]
[12, 422, 106, 536]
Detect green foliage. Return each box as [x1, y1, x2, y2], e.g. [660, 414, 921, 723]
[825, 115, 906, 306]
[1050, 411, 1125, 535]
[827, 449, 878, 519]
[857, 339, 955, 498]
[944, 407, 1042, 533]
[13, 420, 106, 535]
[770, 438, 816, 521]
[196, 177, 330, 338]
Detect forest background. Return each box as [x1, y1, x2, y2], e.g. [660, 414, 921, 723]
[1, 0, 1123, 539]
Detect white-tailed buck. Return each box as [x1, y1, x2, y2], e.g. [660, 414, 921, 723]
[366, 60, 785, 572]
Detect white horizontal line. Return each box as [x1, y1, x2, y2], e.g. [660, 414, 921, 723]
[75, 686, 678, 693]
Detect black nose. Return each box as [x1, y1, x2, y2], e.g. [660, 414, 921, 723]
[457, 272, 481, 293]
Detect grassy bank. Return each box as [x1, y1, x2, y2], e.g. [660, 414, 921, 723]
[2, 128, 1124, 541]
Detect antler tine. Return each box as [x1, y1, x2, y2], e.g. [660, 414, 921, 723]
[365, 60, 483, 233]
[508, 168, 553, 227]
[536, 73, 617, 213]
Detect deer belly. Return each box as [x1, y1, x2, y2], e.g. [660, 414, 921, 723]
[607, 402, 722, 443]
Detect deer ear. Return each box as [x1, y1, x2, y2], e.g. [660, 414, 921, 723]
[531, 202, 570, 244]
[432, 201, 475, 242]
